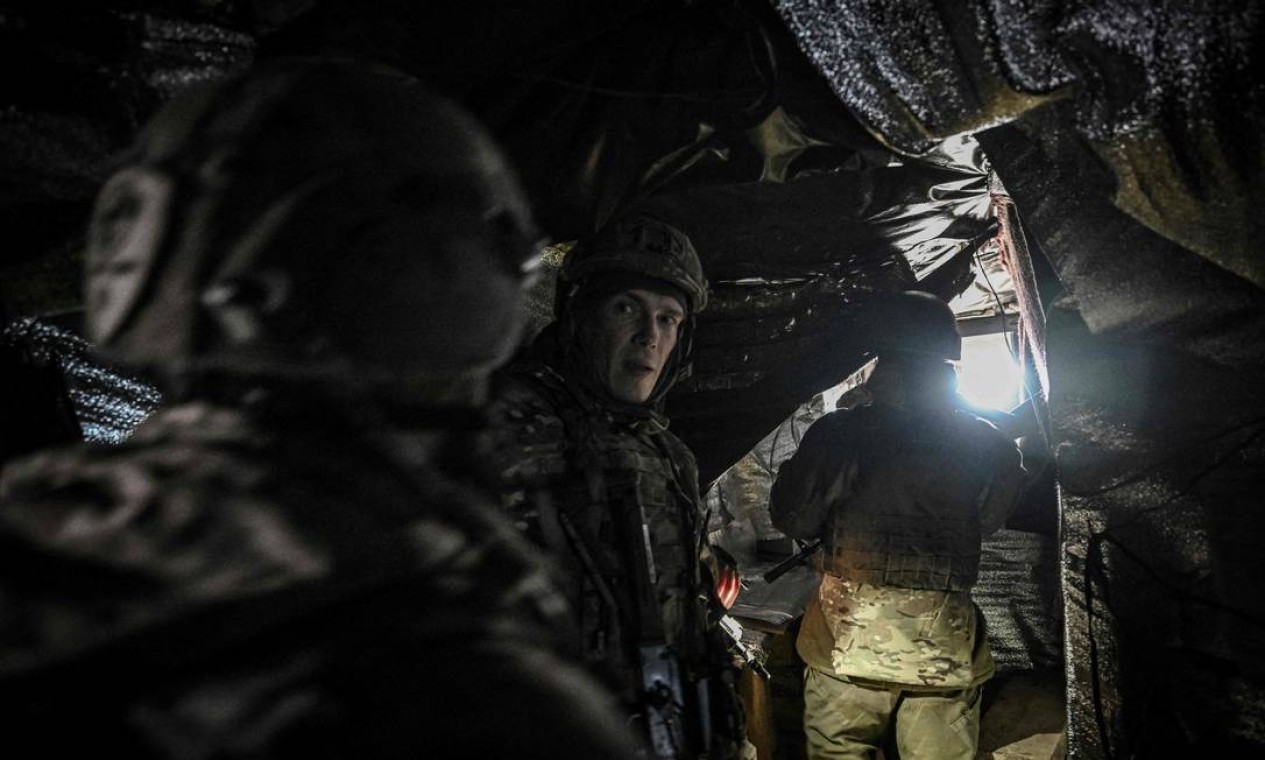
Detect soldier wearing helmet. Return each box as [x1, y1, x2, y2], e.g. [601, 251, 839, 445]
[483, 214, 747, 758]
[0, 58, 637, 759]
[769, 291, 1026, 760]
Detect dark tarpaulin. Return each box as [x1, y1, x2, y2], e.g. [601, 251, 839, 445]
[0, 1, 998, 484]
[981, 112, 1265, 757]
[459, 0, 996, 481]
[0, 7, 257, 316]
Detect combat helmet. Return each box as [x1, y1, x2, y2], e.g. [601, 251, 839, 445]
[868, 290, 962, 363]
[560, 214, 708, 313]
[556, 214, 707, 404]
[85, 58, 542, 401]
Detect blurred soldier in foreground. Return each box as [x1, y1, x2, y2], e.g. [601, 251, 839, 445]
[0, 58, 636, 758]
[770, 291, 1025, 760]
[485, 215, 748, 758]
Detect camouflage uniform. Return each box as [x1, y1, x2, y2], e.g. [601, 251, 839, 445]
[794, 579, 991, 759]
[0, 400, 635, 758]
[491, 357, 706, 680]
[484, 215, 746, 759]
[488, 351, 744, 758]
[770, 296, 1024, 760]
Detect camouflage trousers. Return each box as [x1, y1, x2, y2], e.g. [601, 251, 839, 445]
[802, 665, 981, 760]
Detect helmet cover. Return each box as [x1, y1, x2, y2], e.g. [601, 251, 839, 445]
[560, 214, 707, 313]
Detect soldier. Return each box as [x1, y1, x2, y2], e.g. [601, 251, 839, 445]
[769, 291, 1026, 760]
[485, 214, 747, 759]
[0, 59, 637, 758]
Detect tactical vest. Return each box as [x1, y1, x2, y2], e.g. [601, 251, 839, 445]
[494, 364, 706, 662]
[489, 362, 747, 759]
[820, 404, 1001, 592]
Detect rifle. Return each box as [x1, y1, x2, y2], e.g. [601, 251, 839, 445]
[717, 613, 770, 680]
[558, 508, 694, 757]
[761, 539, 822, 584]
[626, 508, 752, 757]
[637, 642, 692, 758]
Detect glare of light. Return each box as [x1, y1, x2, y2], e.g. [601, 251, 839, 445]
[956, 332, 1022, 411]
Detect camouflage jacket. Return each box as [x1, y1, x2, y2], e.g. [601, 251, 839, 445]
[771, 401, 1023, 592]
[0, 400, 637, 758]
[485, 361, 711, 685]
[770, 396, 1023, 688]
[485, 359, 749, 757]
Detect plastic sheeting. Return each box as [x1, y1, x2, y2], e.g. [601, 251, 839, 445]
[0, 2, 1007, 484]
[464, 1, 1001, 481]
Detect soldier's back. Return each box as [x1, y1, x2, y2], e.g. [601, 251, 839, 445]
[0, 400, 636, 758]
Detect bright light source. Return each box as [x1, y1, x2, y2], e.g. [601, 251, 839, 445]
[956, 332, 1022, 411]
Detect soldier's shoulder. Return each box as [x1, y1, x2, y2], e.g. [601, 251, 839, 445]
[953, 408, 1020, 454]
[404, 462, 567, 622]
[0, 419, 315, 666]
[484, 364, 574, 488]
[955, 406, 1005, 432]
[823, 405, 864, 424]
[799, 406, 863, 445]
[1, 442, 106, 504]
[0, 408, 215, 506]
[655, 423, 700, 478]
[490, 362, 568, 420]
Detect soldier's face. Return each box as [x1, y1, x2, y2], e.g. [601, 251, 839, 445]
[590, 288, 685, 404]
